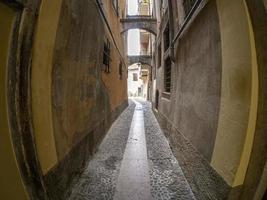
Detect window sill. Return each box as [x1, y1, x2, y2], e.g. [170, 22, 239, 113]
[162, 92, 171, 99]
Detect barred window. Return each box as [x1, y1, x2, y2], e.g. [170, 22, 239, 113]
[157, 44, 161, 68]
[163, 22, 170, 52]
[183, 0, 197, 17]
[103, 39, 111, 73]
[164, 57, 171, 93]
[119, 61, 123, 80]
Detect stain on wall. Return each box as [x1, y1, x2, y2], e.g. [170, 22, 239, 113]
[29, 0, 128, 198]
[52, 0, 107, 159]
[51, 0, 127, 161]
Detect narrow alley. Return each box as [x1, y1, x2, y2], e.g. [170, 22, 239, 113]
[0, 0, 267, 200]
[68, 99, 195, 200]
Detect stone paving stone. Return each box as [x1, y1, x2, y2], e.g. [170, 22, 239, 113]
[68, 101, 136, 200]
[68, 99, 195, 200]
[137, 99, 196, 200]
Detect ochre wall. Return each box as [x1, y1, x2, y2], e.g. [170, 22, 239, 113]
[52, 0, 109, 160]
[31, 0, 62, 173]
[211, 0, 258, 187]
[102, 0, 128, 110]
[240, 0, 267, 199]
[31, 0, 127, 174]
[0, 3, 28, 199]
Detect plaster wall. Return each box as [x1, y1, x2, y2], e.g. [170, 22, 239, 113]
[30, 0, 127, 179]
[28, 0, 128, 197]
[52, 0, 106, 160]
[263, 0, 267, 11]
[101, 0, 128, 110]
[0, 3, 27, 199]
[154, 0, 260, 194]
[128, 65, 142, 97]
[31, 0, 62, 173]
[50, 0, 128, 161]
[212, 0, 258, 187]
[158, 0, 221, 161]
[239, 0, 267, 198]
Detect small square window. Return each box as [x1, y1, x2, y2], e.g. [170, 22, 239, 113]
[133, 73, 138, 81]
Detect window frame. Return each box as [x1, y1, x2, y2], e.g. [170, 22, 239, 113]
[103, 39, 111, 73]
[164, 57, 172, 93]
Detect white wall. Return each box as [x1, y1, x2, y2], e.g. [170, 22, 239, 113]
[128, 64, 148, 98]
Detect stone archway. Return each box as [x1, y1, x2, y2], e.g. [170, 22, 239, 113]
[127, 55, 152, 67]
[121, 15, 157, 35]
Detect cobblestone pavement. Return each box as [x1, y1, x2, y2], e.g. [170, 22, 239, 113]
[137, 99, 195, 200]
[68, 101, 136, 200]
[68, 98, 195, 200]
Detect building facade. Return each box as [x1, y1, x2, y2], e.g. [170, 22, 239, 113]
[150, 0, 267, 199]
[0, 0, 128, 199]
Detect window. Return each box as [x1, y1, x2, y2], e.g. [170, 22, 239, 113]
[112, 0, 119, 16]
[103, 39, 111, 73]
[157, 44, 161, 68]
[150, 66, 152, 81]
[119, 61, 123, 80]
[164, 57, 171, 93]
[183, 0, 197, 17]
[133, 73, 138, 81]
[163, 23, 170, 52]
[155, 90, 159, 109]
